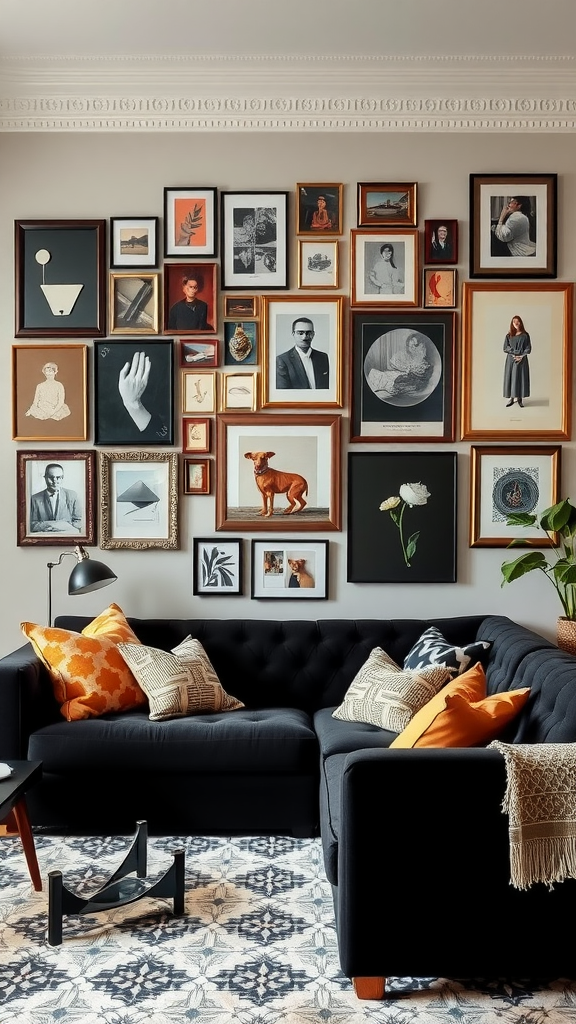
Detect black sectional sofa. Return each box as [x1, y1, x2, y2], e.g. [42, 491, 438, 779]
[2, 612, 576, 995]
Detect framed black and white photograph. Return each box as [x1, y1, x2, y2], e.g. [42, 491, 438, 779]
[469, 173, 557, 278]
[347, 451, 457, 583]
[224, 321, 258, 365]
[12, 344, 88, 442]
[350, 311, 456, 443]
[470, 445, 560, 548]
[193, 538, 242, 595]
[17, 449, 96, 547]
[109, 272, 160, 334]
[251, 539, 329, 599]
[94, 339, 174, 446]
[221, 191, 288, 289]
[163, 187, 217, 259]
[357, 182, 417, 228]
[298, 240, 339, 289]
[261, 295, 344, 409]
[296, 183, 343, 235]
[99, 450, 179, 550]
[350, 228, 419, 307]
[183, 457, 211, 495]
[110, 217, 159, 269]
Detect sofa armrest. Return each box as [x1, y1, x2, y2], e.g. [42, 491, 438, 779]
[0, 644, 60, 758]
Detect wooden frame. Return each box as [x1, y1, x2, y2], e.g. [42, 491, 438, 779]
[223, 295, 259, 319]
[12, 344, 88, 442]
[461, 282, 572, 441]
[109, 272, 159, 334]
[424, 219, 458, 264]
[350, 311, 456, 443]
[296, 183, 343, 235]
[350, 228, 419, 307]
[423, 268, 457, 309]
[163, 186, 217, 259]
[182, 417, 211, 453]
[94, 339, 174, 446]
[179, 339, 219, 368]
[181, 370, 217, 415]
[15, 219, 106, 337]
[251, 539, 329, 599]
[163, 262, 217, 334]
[110, 216, 159, 269]
[470, 445, 560, 548]
[193, 537, 243, 596]
[183, 457, 211, 495]
[221, 372, 258, 412]
[221, 191, 288, 289]
[261, 295, 344, 409]
[347, 451, 457, 583]
[298, 240, 339, 289]
[357, 182, 417, 228]
[469, 173, 557, 278]
[216, 413, 341, 532]
[99, 450, 179, 550]
[224, 321, 258, 365]
[17, 449, 96, 547]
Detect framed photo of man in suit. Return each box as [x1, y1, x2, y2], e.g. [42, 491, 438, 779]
[261, 295, 344, 410]
[17, 449, 95, 547]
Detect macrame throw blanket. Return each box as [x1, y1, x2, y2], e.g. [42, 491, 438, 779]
[489, 740, 576, 890]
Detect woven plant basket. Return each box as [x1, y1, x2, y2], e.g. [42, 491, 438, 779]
[557, 617, 576, 654]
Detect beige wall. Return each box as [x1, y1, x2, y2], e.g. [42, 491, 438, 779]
[1, 130, 574, 656]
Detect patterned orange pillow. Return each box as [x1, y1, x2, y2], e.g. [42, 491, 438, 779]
[21, 604, 146, 721]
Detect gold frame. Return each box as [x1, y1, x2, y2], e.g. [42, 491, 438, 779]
[470, 444, 560, 548]
[223, 295, 259, 319]
[296, 182, 343, 236]
[181, 370, 217, 414]
[350, 228, 419, 307]
[298, 240, 339, 289]
[423, 268, 457, 309]
[221, 372, 258, 412]
[109, 272, 160, 334]
[99, 450, 179, 550]
[12, 343, 88, 442]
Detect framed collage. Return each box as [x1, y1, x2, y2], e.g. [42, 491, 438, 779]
[251, 539, 328, 599]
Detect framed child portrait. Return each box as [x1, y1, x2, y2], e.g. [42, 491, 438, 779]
[350, 228, 419, 307]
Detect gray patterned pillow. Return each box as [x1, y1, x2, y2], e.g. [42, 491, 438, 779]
[403, 627, 492, 678]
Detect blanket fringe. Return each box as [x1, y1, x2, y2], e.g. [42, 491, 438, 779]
[510, 835, 576, 890]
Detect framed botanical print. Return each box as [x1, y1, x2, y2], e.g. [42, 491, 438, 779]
[17, 449, 96, 547]
[99, 450, 179, 550]
[183, 457, 211, 495]
[163, 262, 217, 334]
[181, 370, 217, 415]
[469, 173, 557, 278]
[350, 228, 419, 307]
[298, 240, 339, 289]
[221, 372, 258, 412]
[423, 268, 457, 309]
[296, 183, 343, 235]
[109, 272, 159, 334]
[110, 217, 159, 268]
[221, 191, 288, 289]
[182, 417, 211, 453]
[470, 445, 560, 548]
[179, 339, 218, 368]
[251, 539, 329, 599]
[357, 182, 417, 228]
[163, 187, 217, 258]
[224, 321, 258, 365]
[193, 538, 243, 596]
[12, 344, 88, 442]
[94, 339, 174, 446]
[424, 219, 458, 264]
[261, 295, 344, 409]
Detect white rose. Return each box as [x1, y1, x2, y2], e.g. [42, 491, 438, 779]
[399, 482, 430, 507]
[380, 496, 401, 511]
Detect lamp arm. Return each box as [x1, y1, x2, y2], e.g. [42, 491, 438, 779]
[46, 547, 83, 627]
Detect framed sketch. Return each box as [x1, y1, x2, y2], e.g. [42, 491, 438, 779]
[183, 457, 211, 495]
[221, 191, 288, 289]
[110, 217, 159, 269]
[224, 295, 259, 319]
[423, 268, 457, 309]
[216, 413, 341, 532]
[261, 295, 344, 409]
[163, 187, 217, 259]
[99, 450, 179, 550]
[357, 182, 417, 228]
[350, 228, 419, 307]
[193, 538, 242, 596]
[181, 370, 216, 415]
[461, 282, 572, 441]
[424, 219, 458, 264]
[179, 339, 218, 368]
[109, 272, 159, 334]
[470, 445, 560, 548]
[298, 240, 339, 289]
[17, 449, 96, 547]
[12, 344, 88, 442]
[163, 262, 217, 334]
[15, 219, 106, 337]
[296, 183, 343, 235]
[94, 339, 174, 446]
[350, 311, 456, 443]
[221, 372, 258, 412]
[347, 451, 457, 583]
[182, 417, 211, 453]
[224, 321, 258, 365]
[251, 539, 329, 600]
[469, 173, 557, 278]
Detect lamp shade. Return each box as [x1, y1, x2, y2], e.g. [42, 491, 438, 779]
[68, 558, 117, 596]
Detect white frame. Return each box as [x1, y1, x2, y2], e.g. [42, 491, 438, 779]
[251, 539, 329, 599]
[350, 228, 419, 307]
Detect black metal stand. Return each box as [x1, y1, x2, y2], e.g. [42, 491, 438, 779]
[47, 820, 185, 946]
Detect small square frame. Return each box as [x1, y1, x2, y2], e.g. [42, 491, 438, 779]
[183, 457, 211, 495]
[99, 450, 179, 550]
[181, 370, 217, 414]
[182, 417, 211, 453]
[298, 240, 339, 289]
[163, 187, 217, 259]
[17, 449, 96, 547]
[357, 182, 417, 228]
[109, 272, 160, 334]
[222, 372, 258, 412]
[193, 537, 243, 596]
[423, 268, 457, 309]
[350, 228, 419, 307]
[251, 539, 329, 599]
[110, 217, 159, 269]
[296, 183, 343, 235]
[470, 444, 560, 548]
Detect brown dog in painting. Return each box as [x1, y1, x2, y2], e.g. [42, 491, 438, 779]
[287, 558, 315, 588]
[244, 451, 308, 517]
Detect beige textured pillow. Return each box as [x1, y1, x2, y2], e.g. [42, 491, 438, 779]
[117, 636, 244, 721]
[332, 646, 451, 733]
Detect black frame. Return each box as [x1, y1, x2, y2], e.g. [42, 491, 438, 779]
[94, 339, 174, 446]
[110, 216, 159, 269]
[220, 191, 289, 290]
[193, 537, 243, 596]
[251, 539, 329, 599]
[163, 187, 217, 259]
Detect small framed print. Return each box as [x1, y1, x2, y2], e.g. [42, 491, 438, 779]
[221, 191, 288, 289]
[224, 321, 258, 365]
[17, 449, 96, 547]
[163, 187, 217, 259]
[224, 295, 259, 319]
[251, 539, 328, 600]
[183, 417, 211, 453]
[183, 457, 211, 495]
[109, 272, 160, 334]
[470, 445, 560, 548]
[94, 340, 174, 446]
[110, 217, 159, 269]
[469, 173, 557, 278]
[298, 240, 339, 289]
[296, 183, 343, 235]
[179, 339, 218, 367]
[182, 370, 216, 415]
[424, 219, 458, 264]
[423, 268, 457, 309]
[350, 229, 419, 307]
[357, 182, 417, 228]
[193, 538, 243, 596]
[99, 450, 179, 550]
[163, 262, 217, 334]
[12, 344, 88, 442]
[222, 372, 258, 412]
[261, 295, 344, 410]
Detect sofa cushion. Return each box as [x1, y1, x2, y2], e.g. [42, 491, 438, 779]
[403, 625, 492, 678]
[314, 707, 396, 758]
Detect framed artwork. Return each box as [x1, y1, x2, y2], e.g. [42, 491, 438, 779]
[423, 268, 457, 309]
[15, 219, 106, 337]
[224, 295, 259, 319]
[350, 311, 456, 443]
[424, 219, 458, 264]
[163, 187, 217, 259]
[469, 173, 557, 278]
[357, 182, 417, 228]
[94, 339, 174, 446]
[183, 457, 211, 495]
[193, 538, 242, 596]
[109, 272, 159, 334]
[251, 539, 329, 600]
[298, 240, 339, 289]
[461, 282, 572, 441]
[12, 344, 88, 442]
[224, 321, 258, 365]
[179, 339, 218, 368]
[181, 370, 217, 415]
[347, 451, 457, 583]
[350, 228, 419, 307]
[221, 191, 288, 289]
[182, 417, 211, 453]
[296, 183, 343, 235]
[99, 450, 179, 550]
[17, 449, 96, 547]
[163, 262, 217, 334]
[216, 413, 341, 532]
[110, 217, 159, 269]
[470, 445, 560, 548]
[261, 295, 344, 409]
[221, 372, 258, 412]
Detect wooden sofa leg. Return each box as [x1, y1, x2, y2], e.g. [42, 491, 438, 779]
[353, 977, 386, 999]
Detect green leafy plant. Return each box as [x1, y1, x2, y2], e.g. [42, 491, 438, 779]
[380, 481, 431, 568]
[201, 546, 236, 588]
[500, 499, 576, 619]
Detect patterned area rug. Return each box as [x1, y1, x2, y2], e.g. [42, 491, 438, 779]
[0, 832, 575, 1023]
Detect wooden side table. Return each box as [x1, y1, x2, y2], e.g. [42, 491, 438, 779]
[0, 761, 42, 891]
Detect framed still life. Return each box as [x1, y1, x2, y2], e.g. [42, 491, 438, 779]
[469, 445, 560, 548]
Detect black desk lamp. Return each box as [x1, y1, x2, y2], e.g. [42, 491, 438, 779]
[47, 545, 117, 627]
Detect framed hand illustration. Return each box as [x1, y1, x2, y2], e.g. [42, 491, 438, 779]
[470, 445, 560, 548]
[94, 340, 174, 446]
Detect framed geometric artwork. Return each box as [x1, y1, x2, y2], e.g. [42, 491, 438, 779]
[261, 295, 344, 410]
[221, 191, 288, 289]
[296, 183, 343, 235]
[251, 539, 329, 599]
[98, 450, 179, 550]
[110, 217, 159, 269]
[94, 339, 174, 446]
[16, 449, 96, 547]
[469, 173, 557, 278]
[357, 182, 417, 228]
[163, 187, 217, 259]
[469, 445, 560, 548]
[193, 538, 243, 596]
[350, 228, 419, 307]
[12, 344, 88, 442]
[109, 272, 160, 334]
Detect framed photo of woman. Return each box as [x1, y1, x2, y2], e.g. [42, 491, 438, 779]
[350, 229, 419, 307]
[469, 173, 557, 278]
